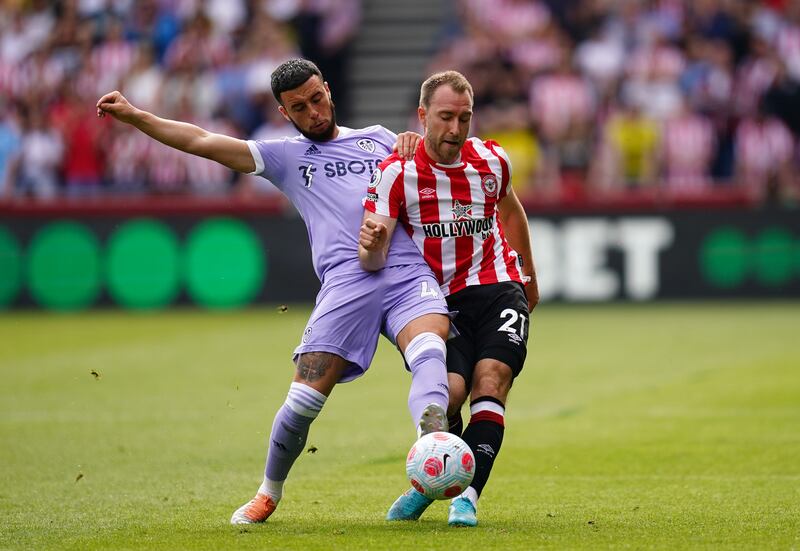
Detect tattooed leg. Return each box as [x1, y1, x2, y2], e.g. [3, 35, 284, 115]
[293, 352, 348, 396]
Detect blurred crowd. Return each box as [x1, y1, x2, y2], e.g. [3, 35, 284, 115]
[429, 0, 800, 204]
[0, 0, 358, 200]
[2, 0, 800, 206]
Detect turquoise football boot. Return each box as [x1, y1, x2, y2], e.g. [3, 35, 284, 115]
[386, 488, 434, 521]
[448, 496, 477, 527]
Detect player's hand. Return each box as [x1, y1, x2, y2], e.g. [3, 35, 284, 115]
[359, 218, 387, 251]
[96, 91, 138, 124]
[393, 132, 421, 160]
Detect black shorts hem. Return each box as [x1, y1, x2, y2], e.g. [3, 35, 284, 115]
[477, 345, 526, 378]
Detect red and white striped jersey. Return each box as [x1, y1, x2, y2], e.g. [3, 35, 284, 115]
[529, 74, 595, 139]
[662, 113, 715, 191]
[735, 116, 794, 177]
[364, 138, 524, 296]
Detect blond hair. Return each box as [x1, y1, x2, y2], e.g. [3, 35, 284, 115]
[419, 71, 474, 108]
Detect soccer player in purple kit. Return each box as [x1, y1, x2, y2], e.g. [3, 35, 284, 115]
[97, 59, 451, 524]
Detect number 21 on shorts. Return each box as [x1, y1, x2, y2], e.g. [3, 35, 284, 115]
[498, 308, 527, 339]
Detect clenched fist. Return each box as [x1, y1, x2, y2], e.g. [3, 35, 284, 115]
[96, 91, 138, 124]
[359, 218, 387, 251]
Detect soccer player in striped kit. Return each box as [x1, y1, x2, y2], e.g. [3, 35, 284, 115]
[97, 59, 452, 525]
[360, 71, 539, 527]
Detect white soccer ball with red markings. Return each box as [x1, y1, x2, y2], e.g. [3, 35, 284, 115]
[406, 431, 475, 500]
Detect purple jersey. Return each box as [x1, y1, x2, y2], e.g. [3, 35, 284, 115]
[247, 126, 426, 281]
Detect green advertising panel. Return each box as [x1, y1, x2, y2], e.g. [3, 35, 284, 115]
[27, 221, 102, 310]
[2, 208, 798, 309]
[106, 219, 181, 309]
[184, 218, 265, 308]
[753, 228, 794, 287]
[0, 226, 22, 308]
[699, 227, 749, 290]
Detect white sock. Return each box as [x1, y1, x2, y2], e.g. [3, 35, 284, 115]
[453, 486, 478, 509]
[258, 477, 284, 503]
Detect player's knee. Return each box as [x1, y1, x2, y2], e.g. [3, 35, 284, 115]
[430, 314, 450, 341]
[471, 360, 513, 402]
[399, 314, 449, 347]
[419, 316, 450, 342]
[293, 352, 345, 394]
[403, 331, 446, 367]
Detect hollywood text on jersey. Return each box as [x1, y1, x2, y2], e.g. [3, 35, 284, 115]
[422, 216, 494, 239]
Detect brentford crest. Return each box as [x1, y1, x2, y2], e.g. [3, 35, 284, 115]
[481, 174, 498, 197]
[357, 138, 375, 153]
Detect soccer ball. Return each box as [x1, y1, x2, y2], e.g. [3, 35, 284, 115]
[406, 432, 475, 500]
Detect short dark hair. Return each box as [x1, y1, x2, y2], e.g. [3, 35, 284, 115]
[271, 59, 323, 104]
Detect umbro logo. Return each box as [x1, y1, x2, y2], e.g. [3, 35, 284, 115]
[420, 187, 436, 197]
[304, 144, 321, 155]
[477, 444, 496, 457]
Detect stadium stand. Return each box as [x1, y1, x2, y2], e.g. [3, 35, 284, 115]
[0, 0, 798, 209]
[422, 0, 800, 207]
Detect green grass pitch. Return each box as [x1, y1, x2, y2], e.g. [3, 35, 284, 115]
[1, 302, 799, 550]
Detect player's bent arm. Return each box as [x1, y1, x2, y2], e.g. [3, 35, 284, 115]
[97, 91, 255, 173]
[358, 211, 398, 271]
[497, 187, 539, 310]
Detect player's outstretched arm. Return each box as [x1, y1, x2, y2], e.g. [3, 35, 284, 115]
[96, 91, 255, 173]
[358, 212, 398, 271]
[497, 187, 539, 311]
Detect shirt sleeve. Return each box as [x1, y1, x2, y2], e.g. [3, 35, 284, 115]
[486, 139, 513, 199]
[246, 139, 287, 190]
[364, 156, 404, 218]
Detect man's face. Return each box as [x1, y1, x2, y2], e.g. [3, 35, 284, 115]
[419, 85, 473, 164]
[278, 75, 337, 141]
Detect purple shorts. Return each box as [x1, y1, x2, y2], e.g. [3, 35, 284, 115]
[294, 264, 448, 383]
